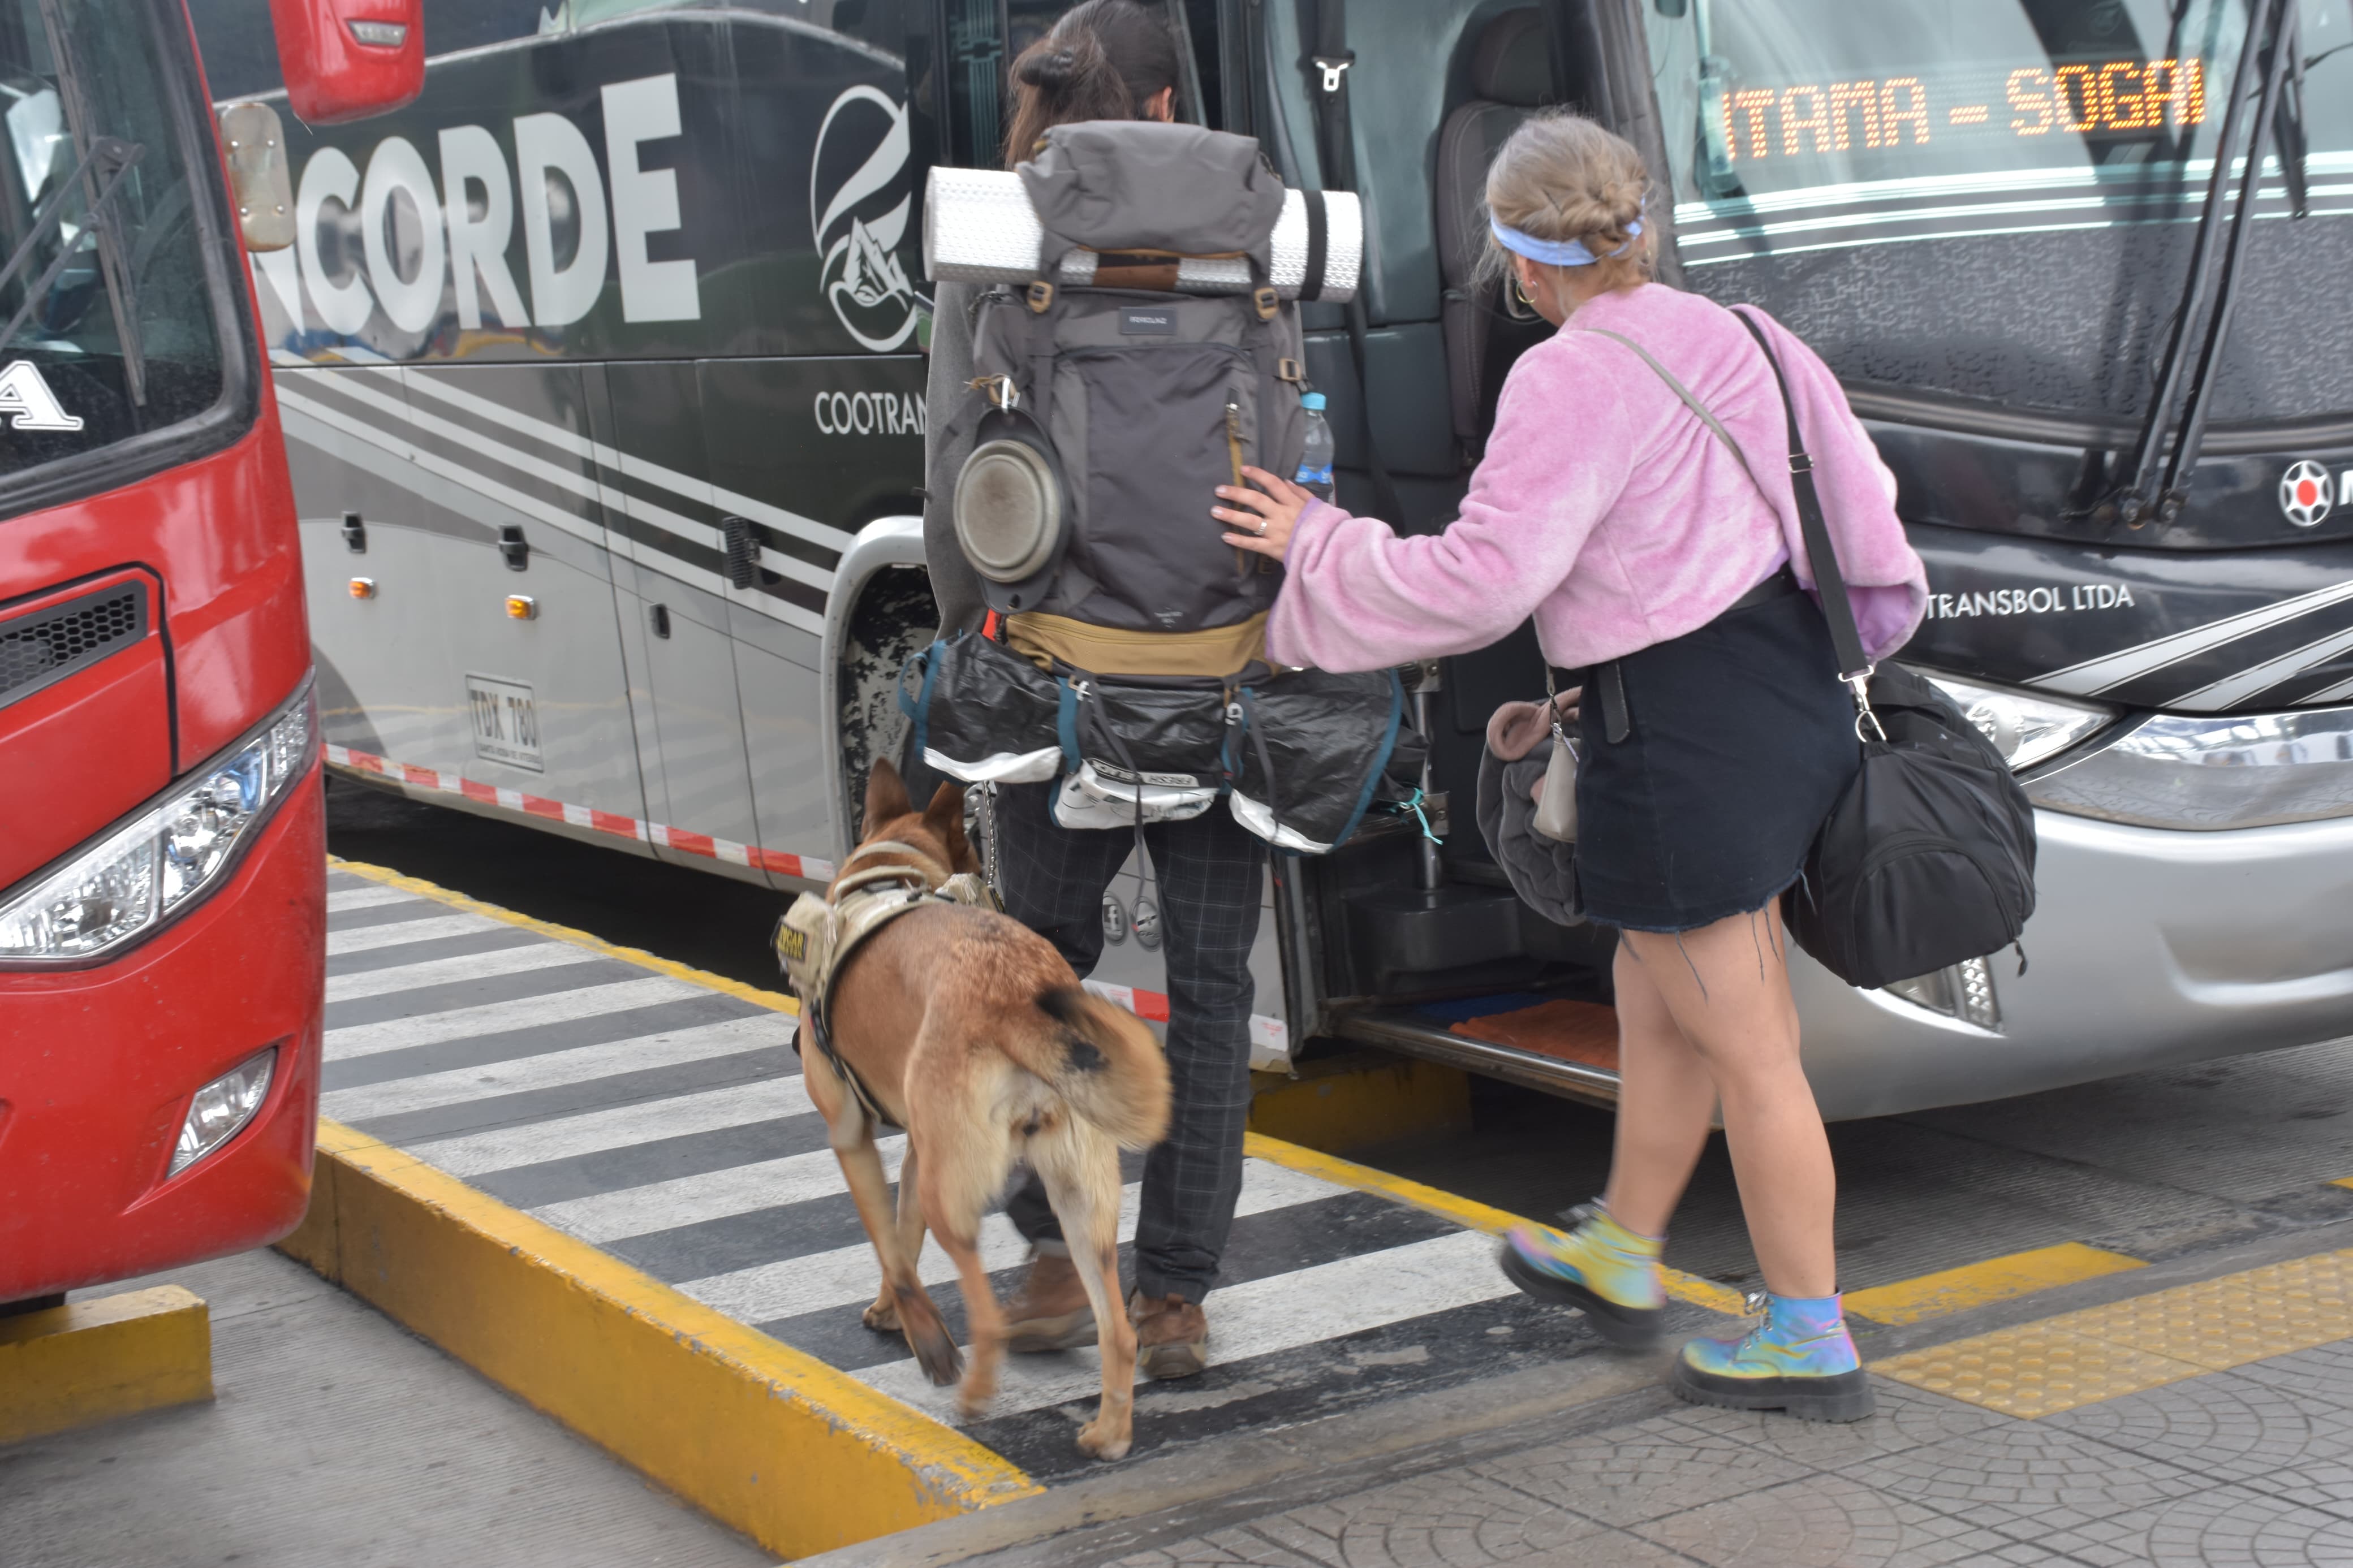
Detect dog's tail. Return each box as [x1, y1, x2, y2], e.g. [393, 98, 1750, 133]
[1018, 987, 1173, 1150]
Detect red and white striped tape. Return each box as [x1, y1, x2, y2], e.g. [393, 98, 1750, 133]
[325, 742, 1291, 1059]
[324, 744, 837, 882]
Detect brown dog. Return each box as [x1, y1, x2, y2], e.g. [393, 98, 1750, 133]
[799, 759, 1173, 1460]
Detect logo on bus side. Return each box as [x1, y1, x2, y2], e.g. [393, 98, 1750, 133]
[811, 85, 918, 353]
[0, 360, 82, 431]
[2280, 460, 2338, 529]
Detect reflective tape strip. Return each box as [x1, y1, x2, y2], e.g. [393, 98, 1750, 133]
[323, 742, 837, 882]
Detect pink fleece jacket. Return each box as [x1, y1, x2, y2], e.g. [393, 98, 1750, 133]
[1265, 284, 1927, 674]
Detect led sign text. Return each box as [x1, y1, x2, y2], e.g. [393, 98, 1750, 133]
[1718, 59, 2210, 163]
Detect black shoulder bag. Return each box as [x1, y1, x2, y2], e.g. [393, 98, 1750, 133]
[1727, 311, 2037, 988]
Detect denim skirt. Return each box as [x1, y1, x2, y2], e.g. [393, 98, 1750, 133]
[1572, 585, 1860, 934]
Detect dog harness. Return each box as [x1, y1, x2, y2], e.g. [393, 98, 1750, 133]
[772, 839, 997, 1126]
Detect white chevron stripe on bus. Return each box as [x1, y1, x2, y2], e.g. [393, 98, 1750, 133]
[2173, 623, 2353, 712]
[273, 348, 857, 561]
[325, 977, 702, 1061]
[386, 362, 860, 558]
[294, 369, 838, 598]
[276, 391, 828, 638]
[326, 912, 508, 956]
[322, 1016, 794, 1122]
[531, 1138, 905, 1245]
[859, 1228, 1510, 1422]
[324, 940, 606, 1004]
[410, 1076, 815, 1177]
[678, 1160, 1343, 1327]
[2035, 578, 2353, 698]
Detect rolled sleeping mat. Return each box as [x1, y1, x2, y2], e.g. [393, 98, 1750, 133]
[924, 166, 1361, 302]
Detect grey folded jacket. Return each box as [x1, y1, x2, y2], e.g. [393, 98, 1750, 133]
[1476, 738, 1585, 927]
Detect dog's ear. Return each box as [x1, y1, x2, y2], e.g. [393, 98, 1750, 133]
[923, 781, 973, 870]
[862, 759, 912, 837]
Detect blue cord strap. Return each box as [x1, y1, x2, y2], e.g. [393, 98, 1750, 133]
[898, 641, 942, 765]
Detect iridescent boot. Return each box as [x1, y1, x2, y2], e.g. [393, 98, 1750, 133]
[1671, 1291, 1876, 1422]
[1497, 1200, 1665, 1348]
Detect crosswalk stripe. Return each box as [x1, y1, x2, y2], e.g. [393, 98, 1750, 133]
[411, 1077, 815, 1177]
[325, 977, 702, 1061]
[678, 1160, 1344, 1327]
[327, 884, 421, 913]
[532, 1138, 907, 1245]
[857, 1228, 1509, 1421]
[322, 1016, 797, 1121]
[324, 942, 606, 1004]
[327, 912, 505, 956]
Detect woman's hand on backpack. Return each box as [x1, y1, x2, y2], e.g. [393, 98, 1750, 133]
[1214, 467, 1313, 563]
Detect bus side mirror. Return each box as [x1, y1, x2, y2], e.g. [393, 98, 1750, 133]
[268, 0, 425, 126]
[218, 103, 295, 252]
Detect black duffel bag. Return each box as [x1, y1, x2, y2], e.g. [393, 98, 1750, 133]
[1735, 314, 2037, 988]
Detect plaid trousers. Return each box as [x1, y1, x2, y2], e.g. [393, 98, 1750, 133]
[993, 780, 1266, 1303]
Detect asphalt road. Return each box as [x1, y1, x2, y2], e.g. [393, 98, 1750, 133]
[325, 773, 2353, 1303]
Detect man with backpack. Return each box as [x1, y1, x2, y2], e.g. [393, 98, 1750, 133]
[920, 0, 1270, 1381]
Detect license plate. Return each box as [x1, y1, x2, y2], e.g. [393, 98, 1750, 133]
[466, 673, 543, 772]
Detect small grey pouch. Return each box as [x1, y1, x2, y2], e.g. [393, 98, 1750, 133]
[1477, 738, 1584, 925]
[1530, 669, 1579, 843]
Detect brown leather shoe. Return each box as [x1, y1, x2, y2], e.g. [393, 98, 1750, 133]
[1130, 1290, 1209, 1380]
[1002, 1247, 1096, 1353]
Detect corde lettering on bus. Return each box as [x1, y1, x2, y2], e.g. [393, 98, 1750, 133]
[278, 73, 700, 336]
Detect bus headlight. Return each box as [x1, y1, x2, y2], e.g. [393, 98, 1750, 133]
[1908, 670, 2114, 771]
[170, 1048, 276, 1177]
[0, 677, 316, 964]
[2027, 705, 2353, 830]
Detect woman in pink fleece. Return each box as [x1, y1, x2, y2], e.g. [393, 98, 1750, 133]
[1214, 114, 1925, 1422]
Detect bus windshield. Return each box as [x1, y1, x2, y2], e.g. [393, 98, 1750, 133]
[0, 0, 226, 483]
[1645, 0, 2353, 427]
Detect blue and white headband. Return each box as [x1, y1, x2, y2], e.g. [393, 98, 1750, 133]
[1489, 209, 1644, 267]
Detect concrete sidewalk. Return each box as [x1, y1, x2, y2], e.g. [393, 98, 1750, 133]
[0, 1248, 774, 1568]
[813, 1234, 2353, 1568]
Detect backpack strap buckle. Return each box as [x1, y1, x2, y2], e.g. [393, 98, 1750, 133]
[1253, 285, 1279, 321]
[1277, 357, 1305, 383]
[1026, 280, 1055, 314]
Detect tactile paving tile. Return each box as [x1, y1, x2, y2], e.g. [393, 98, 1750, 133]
[2045, 1249, 2352, 1371]
[1873, 1328, 2207, 1419]
[1875, 1249, 2353, 1418]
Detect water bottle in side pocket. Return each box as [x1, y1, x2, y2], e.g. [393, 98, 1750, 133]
[1294, 391, 1335, 500]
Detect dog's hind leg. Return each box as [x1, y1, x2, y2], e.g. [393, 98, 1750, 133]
[1035, 1126, 1136, 1460]
[932, 1224, 1007, 1419]
[863, 1144, 930, 1334]
[812, 1053, 961, 1385]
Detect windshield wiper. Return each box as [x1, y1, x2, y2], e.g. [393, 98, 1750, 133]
[2111, 0, 2305, 529]
[35, 0, 146, 407]
[0, 133, 144, 357]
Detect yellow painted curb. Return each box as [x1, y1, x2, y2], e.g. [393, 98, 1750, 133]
[1845, 1242, 2146, 1326]
[280, 1118, 1039, 1559]
[328, 856, 798, 1015]
[1247, 1053, 1472, 1156]
[1240, 1133, 1747, 1316]
[0, 1286, 212, 1442]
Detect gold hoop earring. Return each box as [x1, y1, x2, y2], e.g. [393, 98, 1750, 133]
[1513, 275, 1538, 309]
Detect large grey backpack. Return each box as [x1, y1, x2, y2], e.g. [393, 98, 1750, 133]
[953, 122, 1308, 669]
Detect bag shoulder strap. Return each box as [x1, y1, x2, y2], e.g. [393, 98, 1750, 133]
[1727, 309, 1871, 684]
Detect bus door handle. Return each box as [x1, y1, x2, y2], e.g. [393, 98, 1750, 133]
[649, 603, 671, 640]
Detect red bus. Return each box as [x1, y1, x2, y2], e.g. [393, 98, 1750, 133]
[0, 0, 419, 1310]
